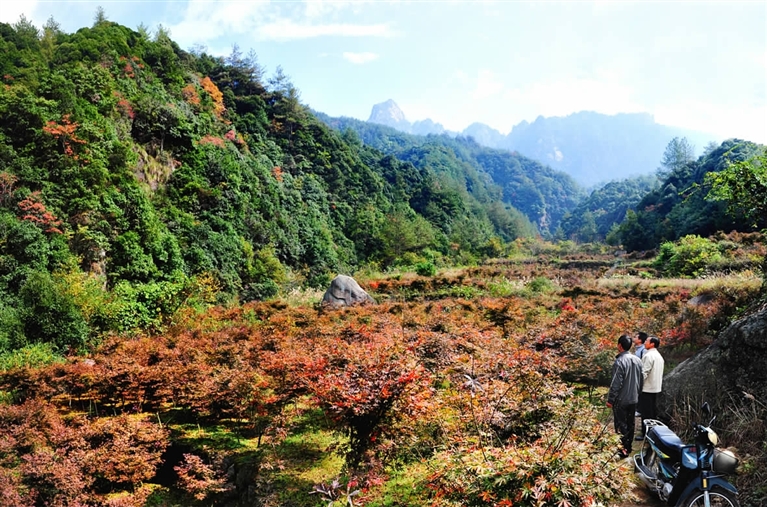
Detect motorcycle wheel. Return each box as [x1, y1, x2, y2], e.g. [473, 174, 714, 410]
[681, 488, 739, 507]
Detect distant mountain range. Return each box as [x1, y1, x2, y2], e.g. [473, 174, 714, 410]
[367, 100, 718, 187]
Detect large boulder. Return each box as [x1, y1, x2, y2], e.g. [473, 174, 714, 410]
[661, 306, 767, 413]
[321, 275, 375, 308]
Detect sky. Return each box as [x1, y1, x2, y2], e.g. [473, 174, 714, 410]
[3, 0, 766, 144]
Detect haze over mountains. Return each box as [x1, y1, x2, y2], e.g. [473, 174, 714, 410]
[367, 100, 719, 187]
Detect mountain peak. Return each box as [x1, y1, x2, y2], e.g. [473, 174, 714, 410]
[368, 99, 408, 127]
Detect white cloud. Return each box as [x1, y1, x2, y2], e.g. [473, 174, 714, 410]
[343, 51, 378, 64]
[303, 0, 373, 20]
[0, 1, 37, 24]
[258, 20, 392, 41]
[655, 100, 767, 145]
[502, 76, 644, 119]
[163, 1, 271, 47]
[756, 50, 767, 69]
[471, 69, 503, 100]
[165, 0, 392, 46]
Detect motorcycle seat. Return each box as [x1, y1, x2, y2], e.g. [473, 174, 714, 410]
[651, 425, 683, 451]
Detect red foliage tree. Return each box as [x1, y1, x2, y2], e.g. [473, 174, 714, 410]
[174, 453, 228, 501]
[0, 399, 168, 506]
[42, 114, 86, 158]
[293, 315, 433, 470]
[17, 191, 63, 234]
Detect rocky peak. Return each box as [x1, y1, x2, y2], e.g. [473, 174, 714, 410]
[368, 99, 409, 129]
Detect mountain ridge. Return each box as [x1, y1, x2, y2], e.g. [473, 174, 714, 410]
[367, 99, 718, 186]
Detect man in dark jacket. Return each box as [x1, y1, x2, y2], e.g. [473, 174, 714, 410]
[607, 334, 644, 458]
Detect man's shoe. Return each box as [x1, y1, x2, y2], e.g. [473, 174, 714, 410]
[635, 435, 644, 441]
[635, 411, 641, 417]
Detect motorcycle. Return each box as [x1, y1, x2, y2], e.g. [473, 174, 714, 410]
[633, 402, 740, 507]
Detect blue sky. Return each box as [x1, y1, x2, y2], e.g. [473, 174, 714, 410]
[3, 1, 766, 144]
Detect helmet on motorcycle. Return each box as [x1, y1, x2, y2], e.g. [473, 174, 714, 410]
[713, 449, 739, 474]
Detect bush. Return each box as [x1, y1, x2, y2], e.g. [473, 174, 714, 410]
[526, 276, 556, 294]
[0, 343, 64, 371]
[415, 260, 436, 277]
[19, 271, 89, 352]
[0, 400, 169, 505]
[655, 235, 723, 277]
[426, 397, 634, 506]
[108, 278, 189, 332]
[0, 303, 24, 352]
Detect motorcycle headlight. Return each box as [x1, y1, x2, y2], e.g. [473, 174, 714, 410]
[707, 428, 719, 446]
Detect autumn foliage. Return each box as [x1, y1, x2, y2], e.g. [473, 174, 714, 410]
[0, 251, 761, 505]
[0, 399, 167, 506]
[200, 76, 226, 118]
[17, 191, 63, 234]
[42, 114, 86, 158]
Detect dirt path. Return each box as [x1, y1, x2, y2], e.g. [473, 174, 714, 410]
[614, 416, 665, 507]
[617, 472, 664, 507]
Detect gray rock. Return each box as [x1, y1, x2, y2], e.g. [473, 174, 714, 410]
[662, 307, 767, 414]
[321, 275, 375, 308]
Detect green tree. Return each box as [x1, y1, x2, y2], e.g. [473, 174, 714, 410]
[40, 17, 62, 62]
[706, 147, 767, 284]
[19, 271, 89, 352]
[705, 147, 767, 230]
[93, 6, 108, 26]
[618, 209, 651, 252]
[657, 137, 695, 179]
[654, 235, 722, 277]
[378, 206, 436, 265]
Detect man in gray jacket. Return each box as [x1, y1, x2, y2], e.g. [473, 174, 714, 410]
[607, 334, 644, 458]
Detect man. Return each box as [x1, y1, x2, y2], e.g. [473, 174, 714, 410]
[634, 331, 648, 358]
[607, 334, 643, 458]
[633, 331, 648, 417]
[637, 336, 665, 439]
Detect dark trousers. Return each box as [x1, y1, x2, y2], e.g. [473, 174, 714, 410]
[639, 392, 658, 436]
[613, 403, 636, 454]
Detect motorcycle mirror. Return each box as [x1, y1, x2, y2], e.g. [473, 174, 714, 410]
[701, 402, 711, 418]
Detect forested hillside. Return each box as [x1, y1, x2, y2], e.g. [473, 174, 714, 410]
[0, 17, 542, 351]
[316, 113, 584, 236]
[558, 174, 659, 243]
[616, 139, 765, 252]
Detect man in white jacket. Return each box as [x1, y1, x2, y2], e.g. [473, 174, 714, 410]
[637, 336, 665, 439]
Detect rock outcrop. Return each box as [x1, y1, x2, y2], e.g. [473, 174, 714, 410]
[321, 275, 375, 308]
[661, 306, 767, 413]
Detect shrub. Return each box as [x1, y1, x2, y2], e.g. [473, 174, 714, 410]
[415, 260, 436, 277]
[426, 390, 634, 506]
[174, 453, 228, 501]
[525, 276, 556, 294]
[0, 343, 64, 371]
[108, 278, 188, 332]
[0, 303, 24, 352]
[0, 400, 169, 505]
[486, 278, 523, 297]
[655, 235, 723, 277]
[19, 271, 89, 352]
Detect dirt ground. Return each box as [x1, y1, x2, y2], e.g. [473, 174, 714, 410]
[618, 472, 664, 507]
[613, 415, 665, 507]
